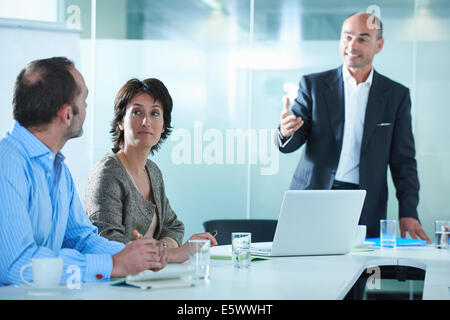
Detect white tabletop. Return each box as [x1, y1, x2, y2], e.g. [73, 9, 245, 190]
[1, 243, 449, 300]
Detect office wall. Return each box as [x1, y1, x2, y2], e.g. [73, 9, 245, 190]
[1, 0, 449, 243]
[86, 0, 450, 241]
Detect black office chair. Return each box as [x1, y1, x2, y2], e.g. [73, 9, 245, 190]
[203, 219, 278, 245]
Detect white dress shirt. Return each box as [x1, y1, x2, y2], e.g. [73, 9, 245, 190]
[335, 66, 374, 184]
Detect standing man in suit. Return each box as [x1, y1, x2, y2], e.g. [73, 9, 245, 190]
[276, 12, 430, 241]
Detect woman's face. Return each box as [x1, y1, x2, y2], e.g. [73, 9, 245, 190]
[118, 92, 165, 150]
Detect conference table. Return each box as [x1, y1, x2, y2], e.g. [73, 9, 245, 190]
[0, 242, 449, 300]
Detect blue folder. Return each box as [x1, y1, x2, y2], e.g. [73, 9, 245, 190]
[366, 237, 427, 247]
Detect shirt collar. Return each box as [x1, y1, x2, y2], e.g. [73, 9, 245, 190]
[342, 65, 374, 87]
[10, 121, 65, 161]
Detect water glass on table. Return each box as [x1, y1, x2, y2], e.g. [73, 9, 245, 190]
[188, 239, 210, 280]
[435, 220, 450, 249]
[380, 219, 397, 248]
[232, 232, 251, 268]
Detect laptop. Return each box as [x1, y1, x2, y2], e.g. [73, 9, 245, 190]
[251, 190, 366, 257]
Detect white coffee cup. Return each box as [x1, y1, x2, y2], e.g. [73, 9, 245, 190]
[352, 225, 367, 247]
[20, 257, 63, 288]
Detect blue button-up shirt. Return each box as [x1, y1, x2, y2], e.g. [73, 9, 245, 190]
[0, 122, 125, 285]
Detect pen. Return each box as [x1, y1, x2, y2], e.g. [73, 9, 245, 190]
[133, 229, 143, 240]
[211, 230, 218, 238]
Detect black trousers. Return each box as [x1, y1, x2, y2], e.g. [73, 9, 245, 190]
[332, 180, 359, 190]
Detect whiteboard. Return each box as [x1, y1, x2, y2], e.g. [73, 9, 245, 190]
[0, 24, 90, 198]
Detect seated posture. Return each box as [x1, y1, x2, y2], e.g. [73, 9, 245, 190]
[85, 78, 216, 263]
[0, 57, 167, 286]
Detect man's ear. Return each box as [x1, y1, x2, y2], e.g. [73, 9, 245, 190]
[376, 37, 384, 54]
[57, 104, 73, 126]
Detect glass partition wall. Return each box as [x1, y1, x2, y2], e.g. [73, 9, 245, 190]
[65, 0, 449, 241]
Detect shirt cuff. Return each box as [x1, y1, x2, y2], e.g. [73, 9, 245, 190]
[83, 254, 114, 282]
[278, 129, 293, 148]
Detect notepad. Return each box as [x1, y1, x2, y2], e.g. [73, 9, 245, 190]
[366, 237, 427, 247]
[211, 254, 271, 262]
[210, 244, 272, 261]
[110, 264, 194, 290]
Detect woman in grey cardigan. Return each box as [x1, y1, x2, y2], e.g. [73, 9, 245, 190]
[85, 78, 216, 263]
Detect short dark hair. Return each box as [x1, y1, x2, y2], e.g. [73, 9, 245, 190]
[111, 78, 173, 155]
[13, 57, 79, 128]
[346, 12, 383, 39]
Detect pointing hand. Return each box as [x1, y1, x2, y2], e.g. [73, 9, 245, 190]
[280, 97, 303, 138]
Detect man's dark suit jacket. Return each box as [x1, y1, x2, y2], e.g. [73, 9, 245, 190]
[277, 66, 420, 237]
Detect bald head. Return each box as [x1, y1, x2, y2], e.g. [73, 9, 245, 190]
[339, 12, 384, 73]
[345, 12, 383, 40]
[21, 67, 44, 86]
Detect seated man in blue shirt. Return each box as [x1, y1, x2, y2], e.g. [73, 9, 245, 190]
[0, 57, 168, 285]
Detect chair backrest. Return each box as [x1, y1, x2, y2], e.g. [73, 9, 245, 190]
[203, 219, 278, 245]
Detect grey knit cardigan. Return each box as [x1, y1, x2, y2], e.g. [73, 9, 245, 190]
[85, 151, 184, 246]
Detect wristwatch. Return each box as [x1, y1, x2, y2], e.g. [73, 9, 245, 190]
[160, 240, 169, 248]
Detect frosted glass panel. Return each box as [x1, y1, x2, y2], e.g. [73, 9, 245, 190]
[87, 0, 450, 242]
[0, 0, 58, 22]
[412, 1, 450, 237]
[1, 0, 448, 244]
[92, 40, 252, 239]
